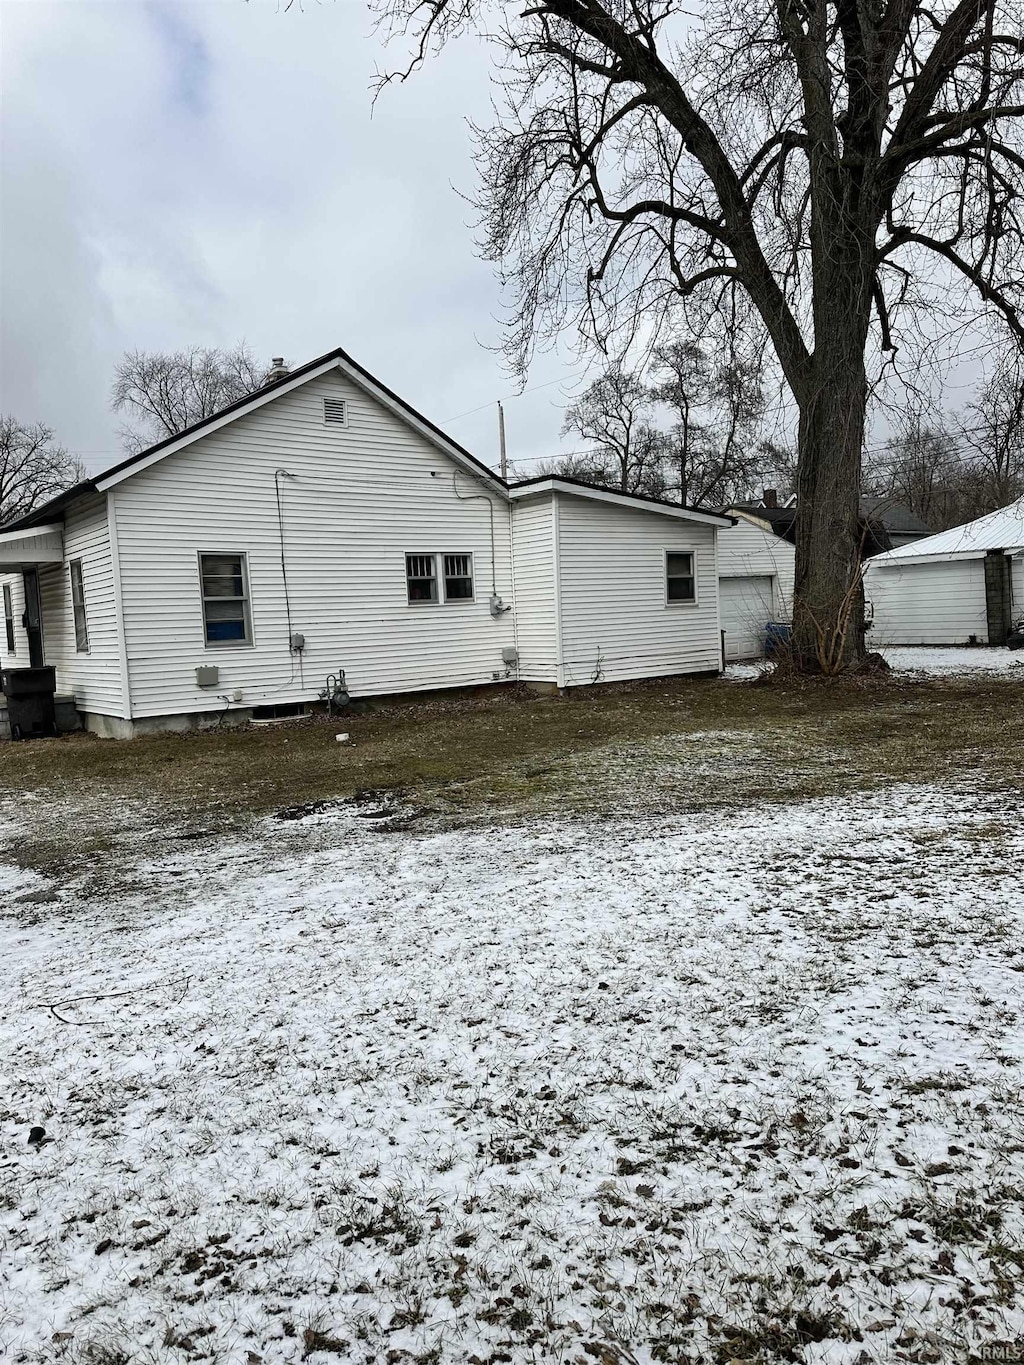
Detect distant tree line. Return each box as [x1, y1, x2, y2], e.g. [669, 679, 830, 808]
[527, 337, 795, 509]
[865, 356, 1024, 531]
[536, 342, 1024, 525]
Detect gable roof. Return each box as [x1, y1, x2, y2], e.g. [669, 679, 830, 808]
[510, 475, 734, 527]
[869, 496, 1024, 564]
[726, 505, 893, 557]
[858, 497, 933, 536]
[1, 347, 506, 533]
[730, 497, 931, 537]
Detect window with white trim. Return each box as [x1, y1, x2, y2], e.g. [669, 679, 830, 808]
[200, 553, 252, 644]
[3, 584, 14, 654]
[405, 552, 475, 604]
[666, 551, 696, 603]
[69, 560, 89, 652]
[406, 553, 438, 603]
[443, 553, 474, 601]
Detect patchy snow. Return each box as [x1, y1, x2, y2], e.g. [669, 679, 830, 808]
[1, 786, 1023, 1364]
[723, 646, 1023, 681]
[882, 646, 1024, 677]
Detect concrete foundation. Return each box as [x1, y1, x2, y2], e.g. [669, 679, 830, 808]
[82, 708, 254, 739]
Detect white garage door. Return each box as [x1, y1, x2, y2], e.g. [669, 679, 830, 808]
[720, 576, 775, 660]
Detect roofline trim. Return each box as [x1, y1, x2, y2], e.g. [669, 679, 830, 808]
[868, 546, 1023, 567]
[0, 522, 65, 546]
[510, 476, 734, 526]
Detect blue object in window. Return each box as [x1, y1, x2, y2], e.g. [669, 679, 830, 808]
[206, 618, 247, 642]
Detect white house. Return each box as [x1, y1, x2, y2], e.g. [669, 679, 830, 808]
[0, 347, 732, 737]
[864, 498, 1024, 646]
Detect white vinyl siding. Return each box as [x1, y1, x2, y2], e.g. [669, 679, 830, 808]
[864, 558, 990, 645]
[1013, 554, 1023, 614]
[509, 497, 559, 682]
[110, 371, 515, 718]
[34, 495, 124, 714]
[555, 495, 721, 685]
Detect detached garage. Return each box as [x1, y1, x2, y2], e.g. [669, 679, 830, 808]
[715, 512, 796, 661]
[864, 498, 1024, 646]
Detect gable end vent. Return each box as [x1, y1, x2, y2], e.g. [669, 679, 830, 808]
[323, 397, 348, 426]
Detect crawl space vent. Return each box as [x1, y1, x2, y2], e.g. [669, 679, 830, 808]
[323, 397, 347, 426]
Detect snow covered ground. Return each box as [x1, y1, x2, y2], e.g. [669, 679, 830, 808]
[882, 647, 1024, 676]
[724, 645, 1024, 681]
[2, 781, 1023, 1364]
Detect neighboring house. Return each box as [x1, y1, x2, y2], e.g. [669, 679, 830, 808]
[0, 348, 733, 737]
[858, 497, 934, 550]
[864, 498, 1024, 646]
[738, 489, 933, 551]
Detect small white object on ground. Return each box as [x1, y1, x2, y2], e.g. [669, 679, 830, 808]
[335, 732, 350, 743]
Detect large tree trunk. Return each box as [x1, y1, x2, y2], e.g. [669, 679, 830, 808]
[791, 306, 871, 672]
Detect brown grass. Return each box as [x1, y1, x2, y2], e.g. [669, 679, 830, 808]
[1, 674, 1021, 836]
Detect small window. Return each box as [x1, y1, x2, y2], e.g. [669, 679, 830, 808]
[69, 560, 89, 652]
[200, 552, 252, 644]
[323, 397, 348, 426]
[666, 551, 696, 603]
[3, 584, 14, 654]
[406, 553, 438, 603]
[443, 553, 474, 601]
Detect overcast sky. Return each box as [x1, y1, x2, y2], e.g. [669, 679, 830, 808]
[0, 0, 587, 478]
[1, 0, 996, 482]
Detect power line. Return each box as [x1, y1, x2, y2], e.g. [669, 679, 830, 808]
[440, 374, 581, 425]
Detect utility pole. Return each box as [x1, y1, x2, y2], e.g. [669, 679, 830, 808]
[497, 401, 508, 481]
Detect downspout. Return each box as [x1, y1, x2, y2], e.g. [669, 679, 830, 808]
[507, 498, 520, 678]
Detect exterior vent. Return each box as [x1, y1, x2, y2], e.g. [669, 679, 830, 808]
[323, 397, 348, 426]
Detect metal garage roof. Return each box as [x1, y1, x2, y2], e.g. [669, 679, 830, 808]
[870, 496, 1024, 565]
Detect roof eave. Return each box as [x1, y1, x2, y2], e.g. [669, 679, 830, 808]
[511, 477, 734, 526]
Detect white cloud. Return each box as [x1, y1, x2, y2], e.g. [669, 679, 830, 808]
[0, 0, 582, 475]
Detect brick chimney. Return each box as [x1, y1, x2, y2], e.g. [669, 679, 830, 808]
[762, 487, 778, 509]
[265, 357, 289, 385]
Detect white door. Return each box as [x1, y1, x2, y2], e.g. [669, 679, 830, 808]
[720, 575, 775, 660]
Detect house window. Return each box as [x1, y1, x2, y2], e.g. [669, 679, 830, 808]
[406, 554, 438, 603]
[443, 553, 474, 601]
[3, 585, 13, 654]
[69, 560, 89, 652]
[406, 553, 475, 604]
[199, 552, 252, 644]
[666, 551, 697, 604]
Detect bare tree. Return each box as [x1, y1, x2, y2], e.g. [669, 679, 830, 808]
[0, 417, 84, 526]
[651, 339, 775, 505]
[561, 366, 669, 494]
[867, 421, 967, 528]
[376, 0, 1024, 670]
[112, 343, 269, 454]
[957, 353, 1024, 510]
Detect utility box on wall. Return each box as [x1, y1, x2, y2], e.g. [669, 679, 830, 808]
[195, 665, 220, 689]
